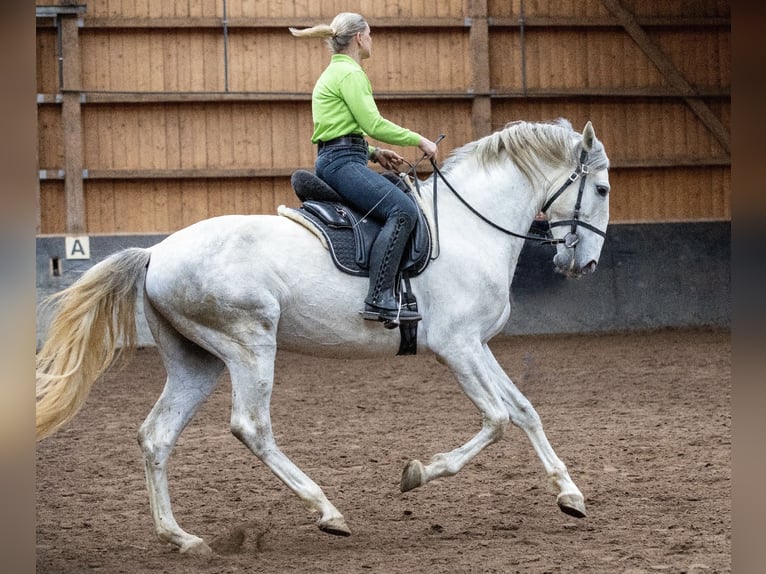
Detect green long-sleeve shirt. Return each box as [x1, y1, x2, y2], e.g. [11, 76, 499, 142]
[311, 54, 421, 148]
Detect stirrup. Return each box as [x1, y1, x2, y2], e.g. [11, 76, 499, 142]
[361, 305, 422, 329]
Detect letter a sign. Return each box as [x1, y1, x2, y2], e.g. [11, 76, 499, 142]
[65, 236, 91, 260]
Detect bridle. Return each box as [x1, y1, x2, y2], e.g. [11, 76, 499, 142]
[407, 143, 606, 257]
[539, 148, 608, 249]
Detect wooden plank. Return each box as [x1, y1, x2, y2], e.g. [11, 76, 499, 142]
[79, 16, 471, 28]
[39, 182, 66, 234]
[489, 16, 730, 27]
[83, 168, 299, 179]
[164, 104, 181, 169]
[36, 98, 42, 233]
[599, 0, 730, 155]
[84, 182, 116, 233]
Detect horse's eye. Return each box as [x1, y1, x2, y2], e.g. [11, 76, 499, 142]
[596, 185, 609, 197]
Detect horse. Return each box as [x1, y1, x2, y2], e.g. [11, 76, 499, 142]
[36, 118, 611, 554]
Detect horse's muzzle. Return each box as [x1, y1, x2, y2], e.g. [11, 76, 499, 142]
[553, 252, 598, 277]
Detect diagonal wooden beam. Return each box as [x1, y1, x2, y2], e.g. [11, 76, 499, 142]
[600, 0, 730, 154]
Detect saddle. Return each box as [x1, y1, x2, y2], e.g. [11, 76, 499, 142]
[279, 169, 435, 355]
[284, 169, 432, 278]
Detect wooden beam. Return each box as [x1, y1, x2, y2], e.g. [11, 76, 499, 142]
[83, 168, 299, 180]
[60, 15, 85, 233]
[35, 86, 729, 105]
[62, 92, 85, 233]
[78, 91, 313, 103]
[35, 93, 41, 233]
[60, 15, 729, 30]
[469, 0, 492, 139]
[489, 16, 730, 28]
[53, 155, 729, 182]
[610, 156, 731, 169]
[600, 0, 730, 155]
[74, 16, 470, 29]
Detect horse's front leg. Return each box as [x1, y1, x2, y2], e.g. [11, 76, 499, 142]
[400, 342, 511, 492]
[482, 344, 586, 518]
[400, 342, 586, 519]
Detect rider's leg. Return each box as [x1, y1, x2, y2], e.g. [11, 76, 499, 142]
[363, 209, 420, 324]
[316, 141, 422, 325]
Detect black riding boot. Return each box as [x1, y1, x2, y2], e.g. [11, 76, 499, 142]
[363, 212, 422, 328]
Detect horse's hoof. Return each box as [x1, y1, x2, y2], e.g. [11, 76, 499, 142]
[557, 493, 587, 518]
[179, 538, 213, 555]
[318, 517, 351, 537]
[400, 459, 426, 493]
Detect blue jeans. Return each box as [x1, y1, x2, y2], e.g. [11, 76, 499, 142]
[315, 141, 419, 312]
[315, 141, 418, 226]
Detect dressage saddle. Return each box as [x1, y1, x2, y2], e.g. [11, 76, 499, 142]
[287, 169, 432, 278]
[284, 169, 433, 354]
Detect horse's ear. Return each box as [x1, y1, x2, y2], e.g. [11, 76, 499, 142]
[582, 121, 595, 152]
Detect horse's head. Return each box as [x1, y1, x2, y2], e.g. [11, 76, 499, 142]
[543, 121, 610, 278]
[432, 118, 610, 278]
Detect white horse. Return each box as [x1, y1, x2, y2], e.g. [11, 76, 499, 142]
[36, 118, 611, 554]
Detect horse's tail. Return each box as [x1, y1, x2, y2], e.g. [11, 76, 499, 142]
[36, 247, 152, 441]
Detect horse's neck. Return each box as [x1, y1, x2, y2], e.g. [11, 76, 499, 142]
[424, 160, 539, 244]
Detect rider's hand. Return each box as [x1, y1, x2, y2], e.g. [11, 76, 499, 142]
[418, 137, 439, 161]
[375, 148, 406, 171]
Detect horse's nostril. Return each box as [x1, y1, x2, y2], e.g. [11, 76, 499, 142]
[583, 261, 597, 274]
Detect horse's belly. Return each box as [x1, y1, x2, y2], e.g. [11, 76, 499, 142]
[275, 305, 405, 359]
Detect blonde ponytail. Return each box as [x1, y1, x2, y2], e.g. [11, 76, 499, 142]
[288, 24, 335, 39]
[289, 12, 367, 54]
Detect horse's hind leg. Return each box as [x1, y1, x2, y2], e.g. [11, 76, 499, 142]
[224, 335, 351, 537]
[137, 302, 225, 554]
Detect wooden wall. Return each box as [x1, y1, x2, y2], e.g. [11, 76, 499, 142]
[36, 0, 730, 234]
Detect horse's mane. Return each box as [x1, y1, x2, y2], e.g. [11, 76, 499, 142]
[441, 118, 608, 184]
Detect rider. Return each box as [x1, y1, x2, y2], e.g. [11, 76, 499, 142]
[290, 13, 439, 327]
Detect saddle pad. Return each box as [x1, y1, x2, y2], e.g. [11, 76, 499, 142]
[283, 170, 433, 278]
[283, 205, 374, 276]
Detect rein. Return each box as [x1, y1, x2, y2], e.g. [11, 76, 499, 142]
[405, 140, 607, 257]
